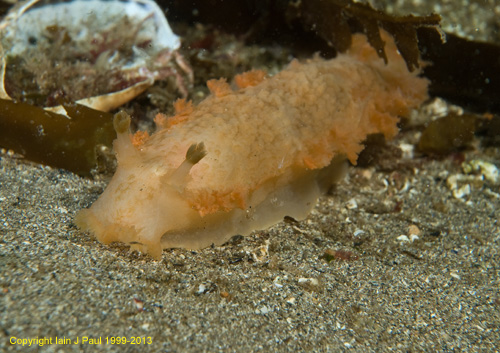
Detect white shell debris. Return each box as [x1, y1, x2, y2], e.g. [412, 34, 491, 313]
[297, 277, 319, 286]
[447, 159, 499, 199]
[0, 0, 183, 115]
[255, 305, 270, 315]
[345, 198, 358, 209]
[196, 284, 207, 295]
[450, 271, 461, 280]
[396, 235, 410, 243]
[462, 160, 499, 184]
[353, 229, 365, 237]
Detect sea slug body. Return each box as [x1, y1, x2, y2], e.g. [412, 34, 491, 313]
[75, 32, 429, 258]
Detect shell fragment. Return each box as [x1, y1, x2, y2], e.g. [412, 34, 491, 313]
[0, 0, 182, 114]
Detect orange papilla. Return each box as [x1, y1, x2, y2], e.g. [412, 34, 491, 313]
[189, 188, 247, 216]
[166, 115, 189, 129]
[302, 156, 319, 170]
[307, 128, 365, 167]
[207, 78, 233, 97]
[483, 112, 494, 120]
[234, 70, 267, 89]
[165, 99, 195, 129]
[173, 98, 194, 115]
[300, 138, 334, 170]
[369, 110, 399, 140]
[370, 96, 404, 138]
[154, 113, 168, 130]
[154, 99, 195, 131]
[326, 129, 364, 165]
[131, 130, 150, 148]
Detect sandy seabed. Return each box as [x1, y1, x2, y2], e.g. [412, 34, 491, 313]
[1, 133, 499, 351]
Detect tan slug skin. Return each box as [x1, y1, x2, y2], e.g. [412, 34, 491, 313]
[75, 32, 428, 258]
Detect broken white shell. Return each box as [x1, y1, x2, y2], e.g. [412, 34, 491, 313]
[0, 0, 181, 114]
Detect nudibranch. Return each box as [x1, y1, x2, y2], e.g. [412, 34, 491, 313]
[75, 32, 429, 258]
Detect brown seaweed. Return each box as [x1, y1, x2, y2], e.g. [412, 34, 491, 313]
[0, 99, 115, 176]
[165, 0, 441, 71]
[417, 28, 500, 113]
[418, 112, 478, 155]
[288, 0, 441, 71]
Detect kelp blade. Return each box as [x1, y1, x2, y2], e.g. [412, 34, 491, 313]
[0, 99, 115, 176]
